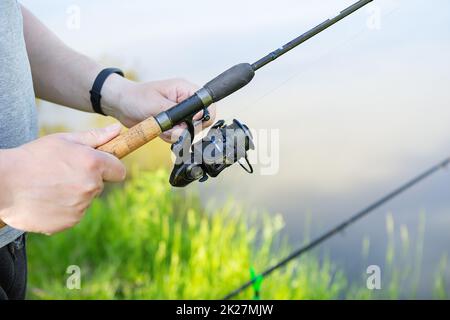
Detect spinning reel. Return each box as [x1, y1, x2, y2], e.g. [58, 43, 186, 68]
[169, 110, 255, 187]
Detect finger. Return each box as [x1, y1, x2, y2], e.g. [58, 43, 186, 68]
[93, 180, 105, 198]
[95, 151, 127, 182]
[161, 97, 176, 109]
[175, 80, 199, 103]
[149, 97, 176, 117]
[160, 134, 176, 144]
[65, 124, 122, 148]
[160, 116, 214, 144]
[160, 78, 199, 103]
[192, 104, 217, 129]
[160, 123, 188, 143]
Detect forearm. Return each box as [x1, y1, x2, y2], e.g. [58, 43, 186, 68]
[21, 5, 131, 114]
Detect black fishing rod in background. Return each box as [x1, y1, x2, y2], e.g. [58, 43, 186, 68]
[223, 157, 450, 300]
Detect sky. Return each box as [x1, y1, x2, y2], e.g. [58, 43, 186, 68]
[20, 0, 450, 295]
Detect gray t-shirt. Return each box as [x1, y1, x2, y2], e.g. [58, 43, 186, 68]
[0, 0, 38, 248]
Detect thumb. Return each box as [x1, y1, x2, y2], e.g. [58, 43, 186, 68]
[65, 123, 122, 148]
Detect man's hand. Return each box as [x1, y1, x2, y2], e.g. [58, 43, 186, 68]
[0, 124, 126, 235]
[102, 77, 217, 143]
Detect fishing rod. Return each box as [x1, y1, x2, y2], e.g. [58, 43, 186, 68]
[96, 0, 374, 187]
[223, 156, 450, 300]
[0, 0, 374, 233]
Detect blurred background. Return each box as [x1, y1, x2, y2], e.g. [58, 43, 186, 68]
[22, 0, 450, 299]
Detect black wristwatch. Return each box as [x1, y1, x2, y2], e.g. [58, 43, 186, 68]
[89, 68, 124, 116]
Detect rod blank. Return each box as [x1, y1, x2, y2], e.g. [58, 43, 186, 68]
[251, 0, 374, 71]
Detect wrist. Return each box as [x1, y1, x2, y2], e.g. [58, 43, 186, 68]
[99, 73, 136, 120]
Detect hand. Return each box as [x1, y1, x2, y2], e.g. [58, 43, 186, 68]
[103, 77, 216, 143]
[0, 124, 126, 235]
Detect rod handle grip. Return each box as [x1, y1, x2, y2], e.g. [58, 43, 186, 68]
[97, 116, 162, 159]
[204, 63, 255, 102]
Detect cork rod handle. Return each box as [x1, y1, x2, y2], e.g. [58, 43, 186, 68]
[97, 116, 162, 159]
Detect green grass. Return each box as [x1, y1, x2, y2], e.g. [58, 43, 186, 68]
[26, 170, 448, 299]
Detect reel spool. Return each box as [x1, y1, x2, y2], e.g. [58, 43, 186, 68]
[169, 119, 254, 187]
